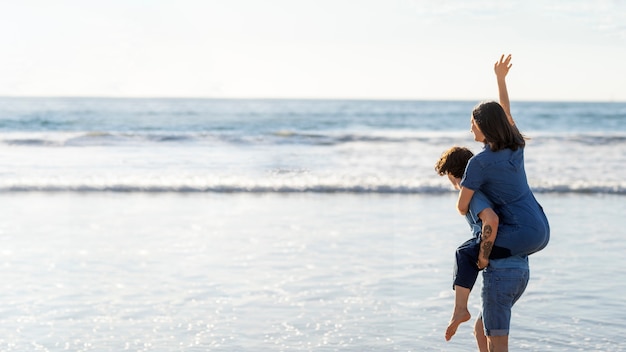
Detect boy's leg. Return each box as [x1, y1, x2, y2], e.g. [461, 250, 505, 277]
[453, 238, 481, 289]
[447, 239, 480, 341]
[445, 285, 471, 341]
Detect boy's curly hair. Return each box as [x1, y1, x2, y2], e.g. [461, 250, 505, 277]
[434, 146, 474, 179]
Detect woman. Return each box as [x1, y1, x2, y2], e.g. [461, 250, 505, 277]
[455, 54, 550, 349]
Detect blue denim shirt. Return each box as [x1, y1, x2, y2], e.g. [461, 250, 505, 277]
[461, 146, 550, 256]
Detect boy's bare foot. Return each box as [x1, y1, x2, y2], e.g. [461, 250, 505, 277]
[445, 307, 471, 341]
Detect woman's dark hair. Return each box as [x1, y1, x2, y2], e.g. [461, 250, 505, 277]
[435, 146, 474, 179]
[472, 101, 526, 151]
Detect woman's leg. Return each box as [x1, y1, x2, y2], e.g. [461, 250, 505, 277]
[487, 336, 509, 352]
[474, 317, 488, 352]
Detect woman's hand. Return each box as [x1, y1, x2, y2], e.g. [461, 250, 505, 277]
[494, 54, 515, 125]
[494, 54, 512, 80]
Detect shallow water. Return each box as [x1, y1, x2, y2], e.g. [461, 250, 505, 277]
[0, 193, 624, 351]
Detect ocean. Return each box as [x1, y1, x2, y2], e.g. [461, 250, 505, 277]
[0, 98, 625, 351]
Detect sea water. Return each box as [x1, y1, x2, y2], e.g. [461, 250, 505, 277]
[0, 98, 624, 193]
[0, 98, 624, 351]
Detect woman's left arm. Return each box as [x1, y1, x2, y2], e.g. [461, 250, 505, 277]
[494, 54, 515, 126]
[456, 187, 474, 215]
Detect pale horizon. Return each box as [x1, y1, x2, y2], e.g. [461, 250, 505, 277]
[1, 95, 624, 104]
[1, 0, 625, 102]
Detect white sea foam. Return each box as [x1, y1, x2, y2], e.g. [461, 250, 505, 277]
[0, 99, 623, 194]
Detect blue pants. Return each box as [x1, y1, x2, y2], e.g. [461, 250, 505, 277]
[453, 237, 512, 290]
[480, 266, 529, 336]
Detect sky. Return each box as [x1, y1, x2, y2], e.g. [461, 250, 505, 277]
[1, 0, 625, 101]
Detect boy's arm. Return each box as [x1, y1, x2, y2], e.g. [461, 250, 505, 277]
[494, 54, 515, 127]
[476, 207, 499, 269]
[456, 187, 474, 215]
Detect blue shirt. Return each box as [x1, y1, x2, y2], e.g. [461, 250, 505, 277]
[461, 146, 547, 227]
[461, 145, 550, 256]
[461, 146, 530, 211]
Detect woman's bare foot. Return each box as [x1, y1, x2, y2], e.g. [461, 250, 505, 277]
[445, 307, 471, 341]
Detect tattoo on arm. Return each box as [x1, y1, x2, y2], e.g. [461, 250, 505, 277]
[482, 224, 492, 239]
[481, 241, 494, 260]
[481, 224, 494, 260]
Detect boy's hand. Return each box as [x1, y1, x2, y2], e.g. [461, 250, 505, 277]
[477, 257, 489, 270]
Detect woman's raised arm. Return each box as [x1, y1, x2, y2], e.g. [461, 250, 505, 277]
[494, 54, 515, 126]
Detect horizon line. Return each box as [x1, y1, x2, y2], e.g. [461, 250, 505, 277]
[0, 95, 624, 104]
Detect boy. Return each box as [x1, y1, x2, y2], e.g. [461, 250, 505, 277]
[434, 146, 511, 341]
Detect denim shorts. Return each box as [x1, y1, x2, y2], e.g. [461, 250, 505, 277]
[480, 267, 529, 336]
